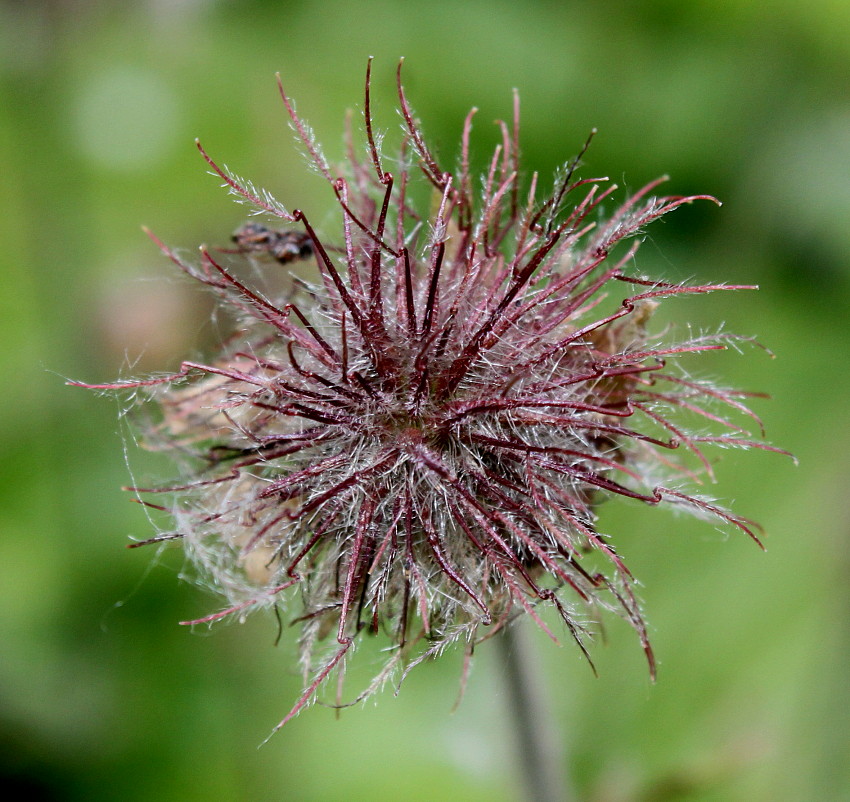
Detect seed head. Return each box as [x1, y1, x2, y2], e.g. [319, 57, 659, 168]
[75, 61, 788, 732]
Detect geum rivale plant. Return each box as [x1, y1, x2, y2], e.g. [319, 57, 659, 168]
[74, 61, 788, 734]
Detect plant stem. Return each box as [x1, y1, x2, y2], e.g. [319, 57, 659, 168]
[496, 621, 573, 802]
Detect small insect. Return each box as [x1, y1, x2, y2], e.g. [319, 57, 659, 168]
[232, 222, 314, 264]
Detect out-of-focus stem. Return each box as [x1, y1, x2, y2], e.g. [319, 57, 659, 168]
[496, 621, 573, 802]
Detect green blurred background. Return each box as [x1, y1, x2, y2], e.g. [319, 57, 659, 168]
[1, 1, 847, 800]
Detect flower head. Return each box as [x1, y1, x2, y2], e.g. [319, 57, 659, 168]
[76, 62, 787, 732]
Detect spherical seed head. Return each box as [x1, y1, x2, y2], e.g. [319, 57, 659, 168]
[79, 62, 788, 729]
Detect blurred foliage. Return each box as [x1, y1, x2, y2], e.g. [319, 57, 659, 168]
[1, 1, 847, 800]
